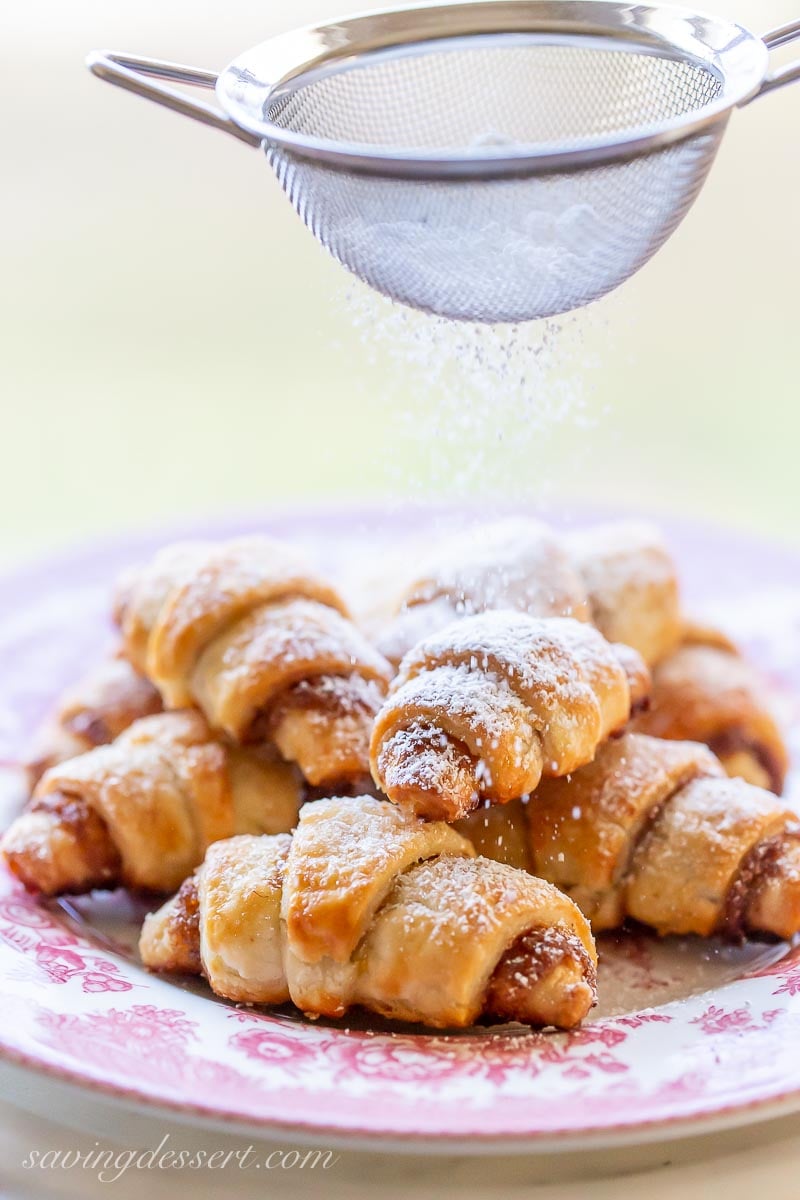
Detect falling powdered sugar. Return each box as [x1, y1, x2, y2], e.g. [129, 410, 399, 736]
[343, 283, 607, 509]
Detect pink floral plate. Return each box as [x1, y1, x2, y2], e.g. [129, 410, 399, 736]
[0, 507, 799, 1152]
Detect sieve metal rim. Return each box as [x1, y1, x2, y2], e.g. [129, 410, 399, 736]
[86, 3, 800, 180]
[210, 0, 768, 178]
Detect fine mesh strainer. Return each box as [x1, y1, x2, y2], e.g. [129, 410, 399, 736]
[88, 1, 800, 323]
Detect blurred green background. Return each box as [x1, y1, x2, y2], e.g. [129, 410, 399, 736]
[1, 0, 799, 566]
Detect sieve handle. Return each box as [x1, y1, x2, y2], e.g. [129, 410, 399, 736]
[85, 52, 261, 147]
[752, 20, 800, 100]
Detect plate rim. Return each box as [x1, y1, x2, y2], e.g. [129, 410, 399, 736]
[5, 1036, 800, 1155]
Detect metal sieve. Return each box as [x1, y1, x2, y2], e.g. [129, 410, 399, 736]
[88, 2, 800, 323]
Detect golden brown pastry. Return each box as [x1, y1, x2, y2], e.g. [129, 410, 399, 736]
[633, 629, 788, 794]
[563, 521, 682, 666]
[141, 795, 597, 1030]
[376, 518, 591, 666]
[114, 536, 392, 788]
[371, 612, 650, 821]
[2, 712, 302, 896]
[462, 733, 800, 941]
[679, 619, 738, 652]
[24, 657, 163, 788]
[376, 517, 681, 668]
[456, 798, 534, 872]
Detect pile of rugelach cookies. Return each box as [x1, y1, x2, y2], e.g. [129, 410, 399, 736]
[2, 518, 792, 1031]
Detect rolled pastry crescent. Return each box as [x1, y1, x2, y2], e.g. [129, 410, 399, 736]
[563, 521, 682, 668]
[2, 712, 302, 896]
[141, 795, 597, 1030]
[460, 733, 800, 941]
[24, 657, 162, 789]
[376, 517, 681, 668]
[371, 612, 650, 821]
[114, 535, 392, 788]
[633, 628, 788, 794]
[376, 518, 591, 666]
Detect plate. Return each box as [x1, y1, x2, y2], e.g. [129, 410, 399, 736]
[0, 507, 799, 1152]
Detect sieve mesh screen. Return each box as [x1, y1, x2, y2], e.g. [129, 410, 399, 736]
[267, 36, 723, 152]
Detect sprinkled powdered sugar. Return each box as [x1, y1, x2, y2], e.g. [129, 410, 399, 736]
[392, 663, 535, 742]
[406, 517, 591, 621]
[292, 795, 418, 886]
[404, 611, 618, 710]
[376, 720, 478, 799]
[385, 854, 533, 941]
[487, 925, 596, 996]
[376, 612, 641, 818]
[285, 795, 471, 951]
[280, 674, 384, 718]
